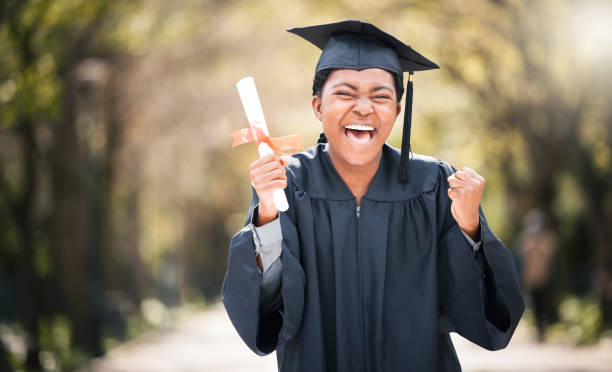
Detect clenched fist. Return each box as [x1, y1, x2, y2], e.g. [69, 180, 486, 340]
[447, 167, 485, 241]
[249, 154, 290, 227]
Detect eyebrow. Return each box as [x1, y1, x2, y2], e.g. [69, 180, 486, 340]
[332, 82, 394, 93]
[332, 82, 358, 90]
[371, 85, 394, 93]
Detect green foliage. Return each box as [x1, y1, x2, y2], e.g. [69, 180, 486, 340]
[38, 316, 88, 371]
[548, 295, 604, 345]
[32, 230, 51, 277]
[0, 322, 25, 371]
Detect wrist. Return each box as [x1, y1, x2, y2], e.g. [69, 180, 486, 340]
[256, 201, 278, 226]
[459, 216, 480, 240]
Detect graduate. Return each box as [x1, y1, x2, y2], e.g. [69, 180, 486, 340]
[222, 20, 525, 372]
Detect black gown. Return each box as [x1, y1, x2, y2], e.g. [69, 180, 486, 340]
[222, 143, 525, 372]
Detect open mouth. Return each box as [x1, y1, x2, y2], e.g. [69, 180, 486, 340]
[343, 124, 376, 146]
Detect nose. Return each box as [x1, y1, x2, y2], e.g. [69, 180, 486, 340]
[353, 96, 373, 116]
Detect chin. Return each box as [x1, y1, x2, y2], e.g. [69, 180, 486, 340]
[335, 145, 383, 167]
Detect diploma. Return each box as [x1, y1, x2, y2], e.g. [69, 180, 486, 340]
[236, 77, 289, 212]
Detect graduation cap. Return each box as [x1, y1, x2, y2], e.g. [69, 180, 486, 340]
[287, 20, 439, 182]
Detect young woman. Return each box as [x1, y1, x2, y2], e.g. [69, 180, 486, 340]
[222, 20, 524, 372]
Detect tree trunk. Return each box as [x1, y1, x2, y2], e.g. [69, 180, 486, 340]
[587, 188, 612, 328]
[0, 339, 13, 372]
[49, 71, 103, 356]
[14, 123, 42, 371]
[571, 138, 612, 328]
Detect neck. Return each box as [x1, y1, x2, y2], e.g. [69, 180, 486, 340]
[327, 145, 382, 205]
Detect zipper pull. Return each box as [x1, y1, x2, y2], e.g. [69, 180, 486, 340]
[356, 205, 361, 219]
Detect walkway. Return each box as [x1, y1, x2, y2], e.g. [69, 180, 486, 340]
[82, 302, 612, 372]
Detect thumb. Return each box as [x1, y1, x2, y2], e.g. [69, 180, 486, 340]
[447, 187, 456, 200]
[280, 155, 291, 167]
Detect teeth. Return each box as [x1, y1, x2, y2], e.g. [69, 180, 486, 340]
[345, 124, 374, 131]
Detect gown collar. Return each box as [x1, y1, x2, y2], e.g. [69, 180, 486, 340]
[289, 143, 437, 202]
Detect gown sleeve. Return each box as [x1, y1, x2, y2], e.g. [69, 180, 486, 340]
[221, 174, 306, 355]
[252, 216, 283, 314]
[436, 161, 525, 350]
[252, 216, 283, 273]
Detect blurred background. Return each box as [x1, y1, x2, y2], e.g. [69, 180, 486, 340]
[1, 0, 612, 371]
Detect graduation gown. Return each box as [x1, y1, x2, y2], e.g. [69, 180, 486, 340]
[222, 143, 525, 372]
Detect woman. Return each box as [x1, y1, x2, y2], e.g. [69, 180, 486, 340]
[222, 20, 524, 372]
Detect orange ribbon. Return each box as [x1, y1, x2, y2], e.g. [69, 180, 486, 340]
[231, 126, 303, 155]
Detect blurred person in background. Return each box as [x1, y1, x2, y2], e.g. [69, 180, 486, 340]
[518, 208, 559, 342]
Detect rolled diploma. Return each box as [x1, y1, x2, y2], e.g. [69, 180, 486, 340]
[236, 76, 289, 212]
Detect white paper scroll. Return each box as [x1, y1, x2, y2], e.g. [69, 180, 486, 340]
[236, 76, 289, 212]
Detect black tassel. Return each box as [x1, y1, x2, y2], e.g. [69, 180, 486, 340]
[398, 72, 413, 183]
[317, 132, 328, 144]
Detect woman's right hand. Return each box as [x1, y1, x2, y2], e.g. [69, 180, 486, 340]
[249, 154, 290, 226]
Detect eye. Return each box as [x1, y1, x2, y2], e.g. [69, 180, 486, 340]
[334, 91, 354, 97]
[373, 94, 392, 100]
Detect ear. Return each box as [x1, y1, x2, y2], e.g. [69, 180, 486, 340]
[312, 95, 323, 121]
[396, 102, 402, 117]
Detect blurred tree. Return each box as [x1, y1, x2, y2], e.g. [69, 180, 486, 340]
[432, 0, 612, 328]
[0, 0, 141, 367]
[1, 1, 54, 368]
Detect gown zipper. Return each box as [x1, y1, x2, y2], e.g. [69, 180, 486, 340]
[356, 204, 367, 371]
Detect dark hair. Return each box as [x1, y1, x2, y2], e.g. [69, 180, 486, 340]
[312, 68, 405, 101]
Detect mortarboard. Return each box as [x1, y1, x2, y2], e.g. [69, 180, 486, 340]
[287, 20, 439, 182]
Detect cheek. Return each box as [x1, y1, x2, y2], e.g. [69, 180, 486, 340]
[375, 123, 394, 142]
[377, 106, 399, 128]
[321, 102, 348, 124]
